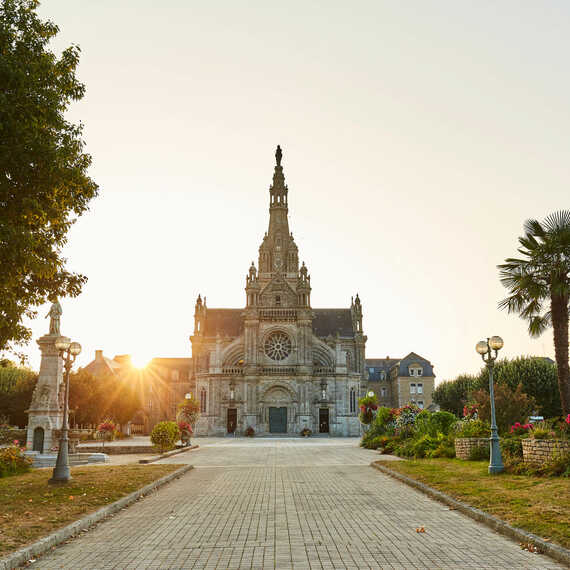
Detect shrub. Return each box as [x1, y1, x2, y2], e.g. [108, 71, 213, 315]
[96, 420, 116, 442]
[501, 437, 523, 459]
[415, 411, 457, 437]
[245, 426, 255, 437]
[358, 394, 379, 425]
[362, 435, 391, 450]
[468, 443, 490, 461]
[0, 443, 32, 477]
[472, 384, 535, 435]
[176, 398, 201, 426]
[429, 437, 456, 458]
[150, 421, 180, 453]
[454, 419, 490, 438]
[300, 428, 312, 437]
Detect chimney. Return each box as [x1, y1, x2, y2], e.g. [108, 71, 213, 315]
[95, 350, 103, 359]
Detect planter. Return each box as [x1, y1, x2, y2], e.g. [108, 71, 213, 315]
[454, 437, 488, 460]
[522, 438, 570, 465]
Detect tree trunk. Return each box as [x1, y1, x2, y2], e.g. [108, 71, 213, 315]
[551, 291, 570, 416]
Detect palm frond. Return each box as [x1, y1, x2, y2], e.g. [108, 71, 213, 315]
[523, 218, 545, 239]
[542, 210, 570, 234]
[528, 314, 551, 338]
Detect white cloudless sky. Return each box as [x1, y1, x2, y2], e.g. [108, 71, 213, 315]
[13, 1, 570, 380]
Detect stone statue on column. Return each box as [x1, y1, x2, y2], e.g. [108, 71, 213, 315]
[46, 299, 63, 335]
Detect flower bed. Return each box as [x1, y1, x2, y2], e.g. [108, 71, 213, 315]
[0, 428, 26, 446]
[522, 439, 570, 465]
[455, 437, 489, 460]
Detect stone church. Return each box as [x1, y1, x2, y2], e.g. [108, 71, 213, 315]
[192, 146, 365, 437]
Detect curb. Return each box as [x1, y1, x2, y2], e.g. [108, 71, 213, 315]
[139, 444, 199, 464]
[0, 464, 194, 570]
[370, 461, 570, 567]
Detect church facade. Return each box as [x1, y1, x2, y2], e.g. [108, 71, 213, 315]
[191, 146, 365, 436]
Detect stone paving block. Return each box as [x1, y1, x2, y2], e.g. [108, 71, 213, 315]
[29, 438, 564, 569]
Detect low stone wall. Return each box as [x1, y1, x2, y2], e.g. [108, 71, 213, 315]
[454, 437, 489, 460]
[76, 445, 156, 454]
[0, 428, 27, 445]
[522, 438, 570, 465]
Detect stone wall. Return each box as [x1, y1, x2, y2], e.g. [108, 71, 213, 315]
[521, 438, 570, 465]
[454, 437, 489, 460]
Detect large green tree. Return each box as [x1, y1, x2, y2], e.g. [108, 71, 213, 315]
[0, 0, 98, 355]
[0, 362, 37, 427]
[498, 211, 570, 415]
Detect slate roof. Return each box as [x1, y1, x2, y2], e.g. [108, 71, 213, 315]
[365, 353, 435, 379]
[312, 309, 355, 338]
[203, 309, 244, 337]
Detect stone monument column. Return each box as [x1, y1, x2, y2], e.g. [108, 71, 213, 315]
[26, 300, 69, 453]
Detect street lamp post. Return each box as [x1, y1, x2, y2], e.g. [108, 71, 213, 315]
[475, 336, 504, 475]
[49, 338, 81, 485]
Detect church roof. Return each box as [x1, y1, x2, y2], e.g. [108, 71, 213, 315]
[312, 309, 355, 338]
[203, 309, 244, 337]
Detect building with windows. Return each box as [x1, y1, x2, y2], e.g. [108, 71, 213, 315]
[365, 354, 436, 410]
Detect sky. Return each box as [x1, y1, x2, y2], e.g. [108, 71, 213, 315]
[12, 1, 570, 381]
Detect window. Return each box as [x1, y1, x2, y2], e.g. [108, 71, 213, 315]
[200, 388, 207, 413]
[381, 387, 387, 397]
[275, 295, 281, 306]
[409, 366, 423, 377]
[380, 370, 386, 380]
[349, 387, 356, 413]
[410, 383, 416, 394]
[417, 383, 423, 394]
[417, 401, 424, 409]
[369, 367, 375, 373]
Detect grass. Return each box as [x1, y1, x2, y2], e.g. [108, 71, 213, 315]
[0, 464, 181, 555]
[381, 458, 570, 549]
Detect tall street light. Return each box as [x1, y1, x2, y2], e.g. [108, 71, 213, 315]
[475, 336, 504, 475]
[49, 338, 82, 485]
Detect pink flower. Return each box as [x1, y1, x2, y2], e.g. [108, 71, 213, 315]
[565, 414, 570, 425]
[13, 439, 19, 445]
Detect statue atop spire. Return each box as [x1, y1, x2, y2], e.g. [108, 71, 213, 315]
[46, 298, 62, 336]
[275, 145, 282, 166]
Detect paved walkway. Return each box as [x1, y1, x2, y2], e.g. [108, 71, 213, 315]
[31, 438, 562, 569]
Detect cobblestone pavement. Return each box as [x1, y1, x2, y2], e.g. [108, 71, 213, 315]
[31, 438, 562, 569]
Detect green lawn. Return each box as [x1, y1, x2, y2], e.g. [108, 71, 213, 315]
[379, 458, 570, 549]
[0, 464, 181, 555]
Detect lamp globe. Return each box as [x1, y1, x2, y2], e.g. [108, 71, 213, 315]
[475, 340, 489, 355]
[488, 336, 504, 351]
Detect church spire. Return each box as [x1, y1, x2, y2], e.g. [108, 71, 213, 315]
[268, 144, 289, 239]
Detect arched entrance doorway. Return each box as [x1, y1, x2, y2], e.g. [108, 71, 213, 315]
[262, 385, 295, 434]
[33, 427, 45, 453]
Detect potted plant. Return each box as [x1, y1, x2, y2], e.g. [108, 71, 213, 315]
[178, 421, 193, 446]
[96, 420, 116, 448]
[245, 426, 255, 437]
[358, 394, 379, 425]
[300, 427, 312, 437]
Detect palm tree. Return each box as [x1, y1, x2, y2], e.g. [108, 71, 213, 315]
[498, 210, 570, 416]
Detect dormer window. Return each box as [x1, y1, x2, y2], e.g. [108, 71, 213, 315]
[275, 295, 281, 306]
[409, 364, 423, 377]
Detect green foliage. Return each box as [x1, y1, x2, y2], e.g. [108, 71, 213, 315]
[0, 443, 32, 477]
[414, 410, 457, 437]
[498, 211, 570, 416]
[472, 383, 535, 435]
[454, 419, 490, 438]
[433, 374, 479, 416]
[361, 435, 391, 450]
[479, 357, 561, 417]
[468, 443, 490, 461]
[68, 370, 142, 427]
[0, 366, 37, 427]
[0, 0, 98, 354]
[501, 437, 523, 459]
[150, 421, 180, 453]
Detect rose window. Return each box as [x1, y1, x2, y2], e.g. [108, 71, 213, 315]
[264, 332, 291, 361]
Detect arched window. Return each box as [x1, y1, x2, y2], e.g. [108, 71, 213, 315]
[200, 388, 207, 413]
[349, 387, 356, 413]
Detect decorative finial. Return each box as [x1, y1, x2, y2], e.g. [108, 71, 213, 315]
[275, 145, 282, 166]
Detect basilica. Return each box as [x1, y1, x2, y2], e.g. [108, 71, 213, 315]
[189, 146, 434, 437]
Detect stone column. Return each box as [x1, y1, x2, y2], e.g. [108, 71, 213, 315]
[26, 333, 69, 453]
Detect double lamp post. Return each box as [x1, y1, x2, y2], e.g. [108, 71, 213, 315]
[49, 337, 82, 485]
[475, 335, 504, 475]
